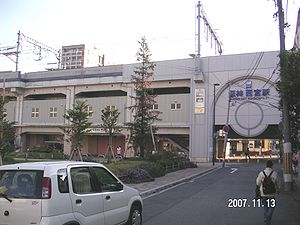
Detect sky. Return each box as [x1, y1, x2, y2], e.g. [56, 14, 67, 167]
[0, 0, 299, 72]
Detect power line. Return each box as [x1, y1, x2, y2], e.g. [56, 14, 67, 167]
[261, 62, 280, 88]
[0, 31, 61, 72]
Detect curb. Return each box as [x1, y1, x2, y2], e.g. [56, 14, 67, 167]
[140, 166, 219, 198]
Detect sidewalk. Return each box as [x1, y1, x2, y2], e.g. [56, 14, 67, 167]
[128, 163, 217, 198]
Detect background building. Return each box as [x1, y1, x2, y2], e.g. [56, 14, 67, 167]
[61, 44, 104, 69]
[0, 51, 281, 163]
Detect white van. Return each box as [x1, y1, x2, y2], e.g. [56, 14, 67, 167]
[0, 161, 142, 225]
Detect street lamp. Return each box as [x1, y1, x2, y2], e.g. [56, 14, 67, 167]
[212, 83, 220, 166]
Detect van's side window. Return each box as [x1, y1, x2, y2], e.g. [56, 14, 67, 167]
[57, 169, 69, 193]
[92, 167, 122, 192]
[70, 167, 94, 194]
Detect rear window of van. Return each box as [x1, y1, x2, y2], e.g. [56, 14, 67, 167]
[0, 170, 43, 199]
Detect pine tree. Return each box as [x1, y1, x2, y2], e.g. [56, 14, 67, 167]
[0, 94, 15, 165]
[0, 120, 15, 165]
[127, 37, 161, 158]
[100, 106, 121, 163]
[62, 100, 92, 161]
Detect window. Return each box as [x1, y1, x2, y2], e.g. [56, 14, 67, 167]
[57, 169, 69, 193]
[86, 106, 93, 117]
[108, 105, 116, 111]
[49, 107, 57, 118]
[152, 104, 159, 110]
[31, 108, 39, 118]
[170, 103, 181, 110]
[92, 167, 122, 192]
[0, 170, 43, 199]
[71, 167, 94, 194]
[106, 105, 116, 116]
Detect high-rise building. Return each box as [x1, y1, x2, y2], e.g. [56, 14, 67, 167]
[60, 44, 103, 69]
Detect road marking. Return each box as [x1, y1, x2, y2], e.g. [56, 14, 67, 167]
[230, 168, 238, 174]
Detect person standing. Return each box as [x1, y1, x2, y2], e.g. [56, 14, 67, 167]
[256, 160, 279, 225]
[116, 146, 122, 157]
[245, 147, 251, 160]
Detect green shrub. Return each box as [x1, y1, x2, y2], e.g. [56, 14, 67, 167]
[157, 158, 173, 168]
[119, 168, 154, 184]
[140, 162, 165, 177]
[107, 159, 166, 183]
[147, 150, 196, 171]
[147, 150, 177, 162]
[3, 155, 15, 164]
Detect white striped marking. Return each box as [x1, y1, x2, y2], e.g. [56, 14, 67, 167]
[230, 168, 238, 174]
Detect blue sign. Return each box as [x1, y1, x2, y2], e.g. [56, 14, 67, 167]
[230, 82, 270, 101]
[246, 80, 252, 89]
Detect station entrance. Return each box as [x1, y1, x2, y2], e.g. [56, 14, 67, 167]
[215, 124, 281, 160]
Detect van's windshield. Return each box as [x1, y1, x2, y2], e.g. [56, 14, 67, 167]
[0, 170, 43, 199]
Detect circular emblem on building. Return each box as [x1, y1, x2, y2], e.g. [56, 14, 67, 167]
[235, 101, 263, 130]
[231, 100, 268, 137]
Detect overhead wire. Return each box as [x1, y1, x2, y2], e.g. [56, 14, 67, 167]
[261, 62, 280, 88]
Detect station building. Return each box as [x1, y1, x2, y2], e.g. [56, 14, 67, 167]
[0, 51, 281, 163]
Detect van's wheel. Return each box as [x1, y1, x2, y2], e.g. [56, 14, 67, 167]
[126, 205, 142, 225]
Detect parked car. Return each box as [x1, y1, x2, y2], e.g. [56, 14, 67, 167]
[0, 161, 142, 225]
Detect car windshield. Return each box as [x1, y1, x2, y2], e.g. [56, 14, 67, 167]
[0, 170, 43, 199]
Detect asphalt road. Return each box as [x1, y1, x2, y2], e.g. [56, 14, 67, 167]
[143, 162, 300, 225]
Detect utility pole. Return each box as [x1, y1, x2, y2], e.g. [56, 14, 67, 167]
[0, 31, 21, 72]
[15, 31, 21, 71]
[277, 0, 292, 191]
[196, 1, 223, 56]
[222, 82, 231, 168]
[0, 30, 60, 71]
[197, 1, 201, 57]
[212, 83, 220, 166]
[0, 78, 5, 165]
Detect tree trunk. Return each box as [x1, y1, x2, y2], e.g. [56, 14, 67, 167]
[140, 145, 145, 158]
[108, 134, 113, 163]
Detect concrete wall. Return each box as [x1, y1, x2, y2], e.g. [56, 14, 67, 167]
[156, 94, 190, 125]
[22, 99, 66, 125]
[83, 96, 127, 124]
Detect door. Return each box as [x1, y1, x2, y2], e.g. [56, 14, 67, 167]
[91, 167, 129, 225]
[68, 166, 105, 225]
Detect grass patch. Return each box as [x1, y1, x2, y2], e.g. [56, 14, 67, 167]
[106, 160, 150, 176]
